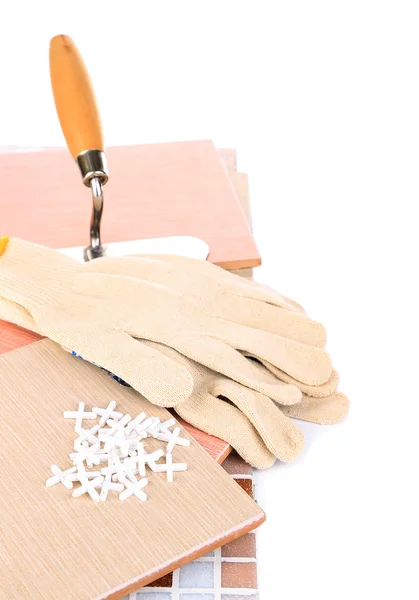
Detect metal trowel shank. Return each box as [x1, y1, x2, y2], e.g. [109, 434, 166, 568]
[50, 34, 209, 264]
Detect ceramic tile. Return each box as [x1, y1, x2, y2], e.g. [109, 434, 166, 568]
[221, 562, 257, 588]
[179, 562, 214, 588]
[235, 478, 253, 496]
[222, 452, 252, 475]
[147, 573, 173, 587]
[222, 533, 256, 558]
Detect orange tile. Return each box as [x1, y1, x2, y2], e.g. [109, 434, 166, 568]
[221, 562, 257, 588]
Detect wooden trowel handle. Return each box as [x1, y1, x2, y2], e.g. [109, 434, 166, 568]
[49, 35, 104, 159]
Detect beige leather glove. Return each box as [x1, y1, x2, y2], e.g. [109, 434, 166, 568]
[0, 296, 348, 468]
[1, 239, 334, 407]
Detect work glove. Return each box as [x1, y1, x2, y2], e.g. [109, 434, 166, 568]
[73, 252, 347, 399]
[0, 238, 334, 407]
[0, 246, 337, 399]
[81, 253, 320, 345]
[0, 296, 348, 469]
[68, 252, 346, 399]
[79, 254, 345, 399]
[3, 293, 342, 428]
[79, 254, 346, 396]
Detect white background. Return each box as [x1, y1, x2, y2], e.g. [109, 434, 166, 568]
[1, 2, 418, 599]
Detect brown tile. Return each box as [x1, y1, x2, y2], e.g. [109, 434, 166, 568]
[235, 478, 253, 497]
[222, 533, 256, 558]
[148, 571, 173, 587]
[221, 562, 257, 588]
[173, 412, 230, 462]
[222, 452, 252, 475]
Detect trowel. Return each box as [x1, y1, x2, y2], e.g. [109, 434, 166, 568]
[49, 35, 209, 262]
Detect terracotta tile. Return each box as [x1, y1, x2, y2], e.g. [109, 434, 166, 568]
[221, 562, 257, 588]
[235, 478, 253, 497]
[174, 413, 230, 462]
[222, 452, 252, 475]
[148, 572, 173, 587]
[222, 533, 256, 558]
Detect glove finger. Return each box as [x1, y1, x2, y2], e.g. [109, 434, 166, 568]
[155, 255, 307, 313]
[83, 257, 313, 339]
[174, 392, 276, 470]
[32, 304, 194, 407]
[82, 333, 194, 407]
[208, 318, 332, 386]
[0, 297, 42, 334]
[281, 392, 349, 424]
[226, 275, 306, 314]
[212, 378, 305, 463]
[85, 254, 305, 314]
[147, 255, 307, 314]
[164, 333, 302, 405]
[247, 355, 340, 398]
[217, 293, 326, 347]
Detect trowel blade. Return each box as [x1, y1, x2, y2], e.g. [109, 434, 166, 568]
[59, 235, 209, 262]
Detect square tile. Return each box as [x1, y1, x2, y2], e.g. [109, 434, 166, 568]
[221, 562, 257, 589]
[179, 561, 214, 588]
[235, 478, 253, 497]
[222, 533, 256, 558]
[222, 452, 252, 475]
[148, 572, 173, 587]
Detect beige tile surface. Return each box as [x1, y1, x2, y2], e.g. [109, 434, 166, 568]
[0, 340, 264, 600]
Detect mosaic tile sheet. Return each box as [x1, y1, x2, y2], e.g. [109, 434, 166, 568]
[124, 453, 258, 600]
